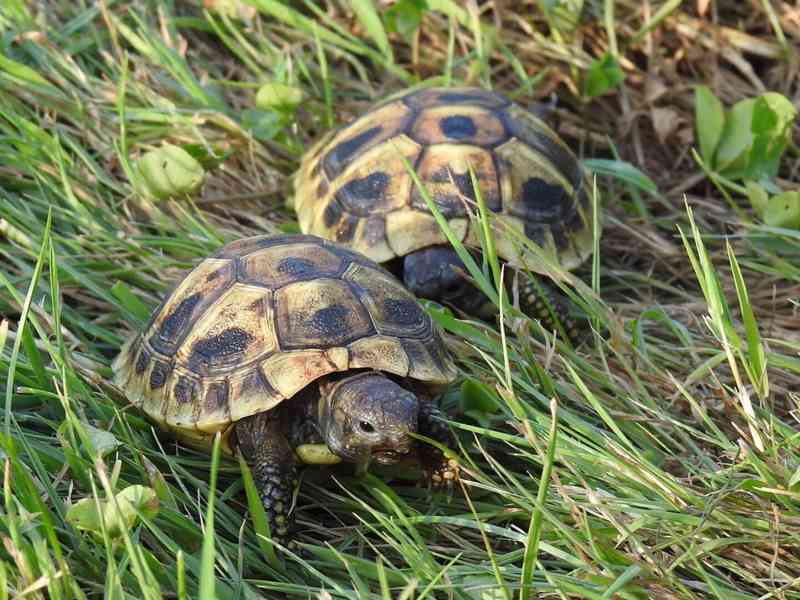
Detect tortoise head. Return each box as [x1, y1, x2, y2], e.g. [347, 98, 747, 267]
[403, 245, 493, 317]
[319, 372, 418, 466]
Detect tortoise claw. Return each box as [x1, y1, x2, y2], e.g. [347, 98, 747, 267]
[425, 456, 460, 499]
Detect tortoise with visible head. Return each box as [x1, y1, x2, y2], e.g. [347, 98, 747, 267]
[293, 87, 597, 337]
[112, 234, 458, 545]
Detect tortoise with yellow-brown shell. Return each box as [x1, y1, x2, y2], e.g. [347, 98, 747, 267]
[293, 87, 597, 337]
[112, 234, 458, 546]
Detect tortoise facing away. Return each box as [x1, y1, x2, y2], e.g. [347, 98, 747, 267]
[293, 87, 598, 338]
[112, 234, 458, 545]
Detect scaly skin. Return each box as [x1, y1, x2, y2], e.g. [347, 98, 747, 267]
[234, 374, 460, 548]
[418, 399, 459, 490]
[234, 410, 297, 548]
[517, 277, 580, 343]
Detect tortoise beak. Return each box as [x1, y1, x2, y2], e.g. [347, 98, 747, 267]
[372, 440, 412, 464]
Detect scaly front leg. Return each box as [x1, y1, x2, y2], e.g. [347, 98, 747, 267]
[517, 276, 580, 343]
[417, 399, 459, 490]
[234, 410, 297, 548]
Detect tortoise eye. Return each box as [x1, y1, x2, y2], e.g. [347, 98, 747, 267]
[358, 421, 375, 433]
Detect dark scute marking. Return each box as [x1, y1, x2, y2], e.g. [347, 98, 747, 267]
[436, 167, 475, 199]
[316, 179, 329, 198]
[188, 327, 253, 372]
[307, 305, 351, 339]
[564, 208, 584, 233]
[382, 298, 424, 327]
[322, 199, 344, 228]
[416, 166, 476, 218]
[155, 293, 201, 345]
[322, 126, 383, 179]
[440, 115, 477, 140]
[309, 160, 321, 178]
[401, 339, 433, 371]
[439, 92, 491, 104]
[335, 214, 358, 243]
[426, 332, 449, 368]
[149, 360, 172, 390]
[524, 222, 546, 246]
[174, 376, 196, 404]
[549, 223, 570, 250]
[277, 257, 317, 277]
[252, 367, 277, 397]
[205, 381, 229, 411]
[520, 178, 568, 221]
[437, 91, 509, 107]
[337, 172, 390, 215]
[135, 347, 151, 375]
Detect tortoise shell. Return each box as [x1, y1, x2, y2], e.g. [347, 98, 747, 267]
[112, 234, 457, 452]
[293, 86, 596, 272]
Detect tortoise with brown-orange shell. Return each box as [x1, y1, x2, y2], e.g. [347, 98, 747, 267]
[112, 234, 459, 547]
[292, 86, 598, 338]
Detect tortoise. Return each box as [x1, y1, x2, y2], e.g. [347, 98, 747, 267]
[112, 234, 459, 545]
[292, 86, 597, 338]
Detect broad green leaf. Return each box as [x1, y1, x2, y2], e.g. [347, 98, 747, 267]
[460, 378, 501, 414]
[255, 82, 304, 112]
[384, 0, 428, 40]
[748, 93, 796, 179]
[694, 85, 724, 165]
[714, 92, 796, 180]
[583, 158, 657, 193]
[134, 144, 206, 199]
[763, 191, 800, 228]
[66, 497, 104, 533]
[84, 424, 122, 458]
[745, 181, 769, 214]
[584, 52, 624, 98]
[113, 485, 159, 522]
[241, 109, 284, 141]
[295, 444, 342, 465]
[714, 98, 754, 173]
[66, 485, 158, 538]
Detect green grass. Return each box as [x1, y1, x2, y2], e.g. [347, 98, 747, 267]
[1, 1, 800, 599]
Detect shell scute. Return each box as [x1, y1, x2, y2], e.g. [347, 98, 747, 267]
[275, 278, 375, 349]
[176, 285, 276, 377]
[239, 242, 345, 289]
[410, 145, 501, 217]
[343, 262, 431, 339]
[331, 135, 422, 218]
[147, 258, 235, 357]
[409, 105, 508, 147]
[261, 348, 348, 400]
[321, 100, 415, 180]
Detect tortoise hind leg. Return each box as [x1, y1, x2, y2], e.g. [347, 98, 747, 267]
[517, 276, 580, 343]
[234, 411, 297, 548]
